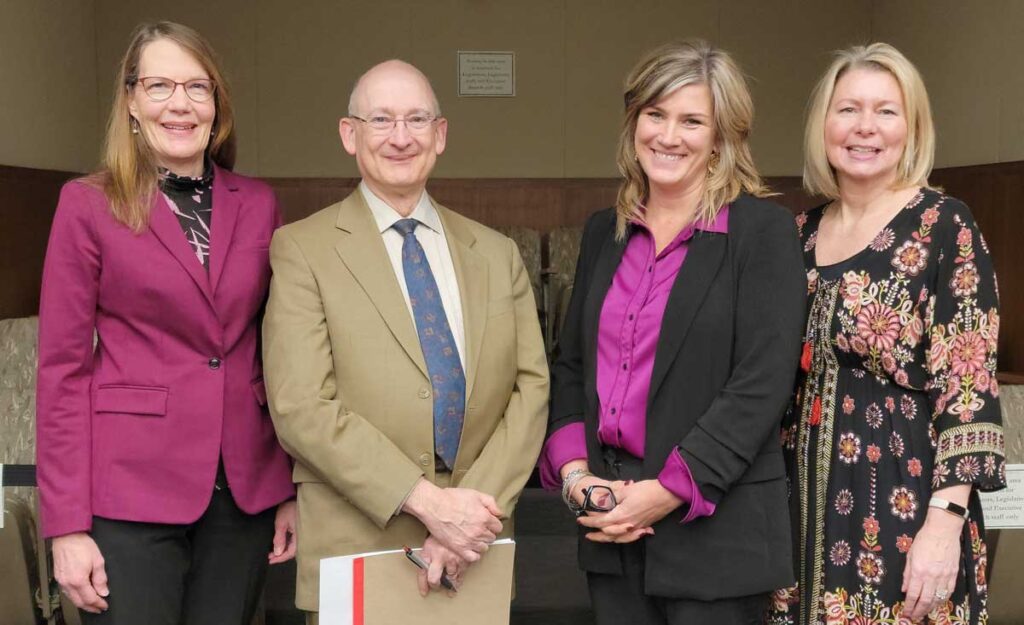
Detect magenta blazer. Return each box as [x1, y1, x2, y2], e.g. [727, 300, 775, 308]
[36, 166, 295, 539]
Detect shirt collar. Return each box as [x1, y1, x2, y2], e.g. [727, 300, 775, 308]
[360, 181, 442, 235]
[629, 204, 730, 257]
[700, 204, 730, 234]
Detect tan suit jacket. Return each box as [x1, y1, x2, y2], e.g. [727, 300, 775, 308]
[263, 190, 549, 610]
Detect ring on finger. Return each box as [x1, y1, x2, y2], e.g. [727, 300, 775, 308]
[934, 589, 949, 600]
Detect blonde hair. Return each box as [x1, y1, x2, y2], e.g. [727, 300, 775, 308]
[615, 40, 770, 239]
[88, 21, 236, 232]
[803, 42, 936, 199]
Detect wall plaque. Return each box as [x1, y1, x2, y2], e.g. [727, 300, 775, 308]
[458, 51, 515, 97]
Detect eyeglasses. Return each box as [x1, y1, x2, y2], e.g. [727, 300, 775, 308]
[350, 114, 439, 133]
[131, 77, 216, 103]
[576, 485, 617, 517]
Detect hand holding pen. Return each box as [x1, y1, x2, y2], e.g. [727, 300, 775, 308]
[405, 540, 460, 596]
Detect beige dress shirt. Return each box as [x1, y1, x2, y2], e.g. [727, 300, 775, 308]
[360, 182, 466, 367]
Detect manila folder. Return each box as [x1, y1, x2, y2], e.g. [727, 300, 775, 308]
[319, 539, 515, 625]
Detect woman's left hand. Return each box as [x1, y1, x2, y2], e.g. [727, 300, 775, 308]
[577, 479, 681, 543]
[268, 500, 298, 564]
[901, 508, 963, 620]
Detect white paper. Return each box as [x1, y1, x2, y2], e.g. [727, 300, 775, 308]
[979, 463, 1024, 529]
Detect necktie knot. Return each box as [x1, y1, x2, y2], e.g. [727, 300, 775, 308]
[393, 218, 419, 237]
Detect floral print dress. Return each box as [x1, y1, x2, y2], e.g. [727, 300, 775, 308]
[769, 188, 1006, 625]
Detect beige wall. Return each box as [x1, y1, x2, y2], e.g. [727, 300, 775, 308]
[2, 0, 1022, 176]
[0, 0, 98, 172]
[874, 0, 1024, 167]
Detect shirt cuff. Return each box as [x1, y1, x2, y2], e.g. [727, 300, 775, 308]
[657, 448, 717, 523]
[538, 422, 587, 490]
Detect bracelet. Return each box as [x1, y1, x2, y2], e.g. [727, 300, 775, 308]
[561, 468, 592, 512]
[929, 497, 969, 520]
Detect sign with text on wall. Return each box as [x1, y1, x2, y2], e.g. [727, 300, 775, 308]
[458, 51, 515, 97]
[979, 463, 1024, 529]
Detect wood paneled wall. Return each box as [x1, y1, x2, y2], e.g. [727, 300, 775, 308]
[268, 176, 820, 229]
[1, 163, 1020, 370]
[0, 166, 78, 320]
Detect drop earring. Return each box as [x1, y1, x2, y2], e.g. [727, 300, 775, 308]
[707, 151, 720, 175]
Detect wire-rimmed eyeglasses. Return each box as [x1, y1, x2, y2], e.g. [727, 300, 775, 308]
[350, 114, 439, 133]
[130, 76, 217, 103]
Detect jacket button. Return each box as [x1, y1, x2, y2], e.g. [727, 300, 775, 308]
[418, 387, 431, 399]
[208, 358, 221, 370]
[419, 453, 432, 467]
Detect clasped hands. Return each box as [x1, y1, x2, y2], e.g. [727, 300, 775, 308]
[571, 475, 682, 543]
[402, 479, 504, 596]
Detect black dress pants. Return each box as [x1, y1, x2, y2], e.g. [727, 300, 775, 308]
[81, 484, 276, 625]
[585, 448, 768, 625]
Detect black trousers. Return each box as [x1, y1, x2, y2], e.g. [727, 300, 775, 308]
[585, 448, 768, 625]
[81, 484, 276, 625]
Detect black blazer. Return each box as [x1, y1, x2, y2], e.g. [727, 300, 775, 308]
[549, 193, 805, 600]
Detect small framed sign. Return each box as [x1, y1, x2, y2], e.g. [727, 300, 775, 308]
[979, 463, 1024, 529]
[458, 51, 515, 97]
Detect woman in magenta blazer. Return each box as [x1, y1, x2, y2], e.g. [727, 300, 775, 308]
[36, 22, 295, 624]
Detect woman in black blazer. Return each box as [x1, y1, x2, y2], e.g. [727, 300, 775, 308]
[539, 41, 806, 624]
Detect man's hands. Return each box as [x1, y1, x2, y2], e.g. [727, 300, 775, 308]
[402, 479, 503, 563]
[52, 532, 109, 614]
[416, 535, 465, 597]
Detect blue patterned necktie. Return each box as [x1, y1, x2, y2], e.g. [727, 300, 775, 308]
[393, 218, 465, 469]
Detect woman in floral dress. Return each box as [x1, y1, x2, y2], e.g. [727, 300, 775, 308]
[769, 43, 1006, 625]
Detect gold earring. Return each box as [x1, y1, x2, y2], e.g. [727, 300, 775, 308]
[707, 151, 720, 175]
[130, 118, 140, 135]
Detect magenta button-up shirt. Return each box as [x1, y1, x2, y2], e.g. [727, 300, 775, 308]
[540, 207, 730, 523]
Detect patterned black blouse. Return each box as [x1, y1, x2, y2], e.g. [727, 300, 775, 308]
[160, 164, 213, 271]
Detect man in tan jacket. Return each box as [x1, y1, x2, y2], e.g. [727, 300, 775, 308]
[262, 60, 548, 622]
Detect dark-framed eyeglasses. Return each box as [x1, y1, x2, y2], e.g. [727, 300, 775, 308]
[131, 77, 217, 103]
[576, 485, 617, 517]
[350, 114, 439, 133]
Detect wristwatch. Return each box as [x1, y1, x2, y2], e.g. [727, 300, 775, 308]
[928, 496, 969, 520]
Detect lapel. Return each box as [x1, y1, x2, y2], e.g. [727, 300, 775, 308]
[647, 229, 728, 400]
[332, 191, 429, 379]
[148, 186, 215, 309]
[436, 203, 488, 400]
[208, 165, 241, 297]
[582, 226, 628, 374]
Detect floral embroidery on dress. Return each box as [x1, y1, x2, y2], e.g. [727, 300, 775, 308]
[767, 189, 1005, 625]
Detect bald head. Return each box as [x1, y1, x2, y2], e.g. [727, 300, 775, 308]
[347, 59, 441, 117]
[338, 59, 448, 212]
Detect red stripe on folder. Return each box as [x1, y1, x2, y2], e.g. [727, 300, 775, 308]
[353, 557, 364, 625]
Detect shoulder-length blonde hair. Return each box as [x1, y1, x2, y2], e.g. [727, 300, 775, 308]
[803, 43, 935, 199]
[615, 40, 770, 239]
[89, 21, 236, 232]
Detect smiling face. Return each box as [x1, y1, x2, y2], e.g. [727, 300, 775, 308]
[825, 68, 908, 189]
[634, 82, 716, 199]
[128, 38, 215, 177]
[339, 61, 447, 202]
